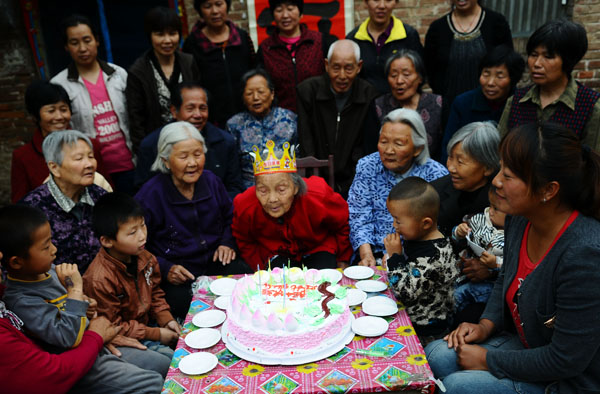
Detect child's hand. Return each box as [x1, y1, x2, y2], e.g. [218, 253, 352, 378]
[455, 223, 471, 238]
[88, 316, 119, 344]
[56, 263, 83, 299]
[83, 295, 98, 319]
[165, 320, 181, 335]
[384, 233, 402, 257]
[159, 327, 179, 345]
[479, 252, 497, 268]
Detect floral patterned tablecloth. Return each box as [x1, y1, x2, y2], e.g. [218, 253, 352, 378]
[162, 267, 436, 394]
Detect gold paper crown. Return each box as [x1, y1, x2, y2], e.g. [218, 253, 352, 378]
[251, 140, 297, 176]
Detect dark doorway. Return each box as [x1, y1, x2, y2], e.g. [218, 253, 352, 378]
[39, 0, 168, 77]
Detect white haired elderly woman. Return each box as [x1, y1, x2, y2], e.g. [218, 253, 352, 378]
[135, 121, 252, 319]
[21, 130, 107, 273]
[375, 50, 443, 160]
[348, 108, 448, 267]
[232, 140, 352, 270]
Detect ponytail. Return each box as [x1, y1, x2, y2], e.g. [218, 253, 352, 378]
[500, 122, 600, 219]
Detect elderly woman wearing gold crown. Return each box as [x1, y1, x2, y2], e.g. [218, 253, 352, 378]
[232, 140, 352, 270]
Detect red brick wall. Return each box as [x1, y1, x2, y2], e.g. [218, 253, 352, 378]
[573, 0, 600, 88]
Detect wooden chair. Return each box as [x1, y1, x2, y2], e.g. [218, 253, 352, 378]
[296, 155, 335, 189]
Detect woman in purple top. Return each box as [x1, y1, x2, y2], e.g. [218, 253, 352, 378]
[135, 121, 252, 318]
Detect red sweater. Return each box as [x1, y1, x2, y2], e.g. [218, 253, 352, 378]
[11, 129, 112, 203]
[232, 176, 352, 269]
[0, 318, 103, 393]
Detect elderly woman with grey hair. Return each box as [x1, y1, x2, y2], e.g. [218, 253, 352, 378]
[348, 108, 448, 267]
[21, 130, 107, 272]
[134, 121, 251, 319]
[432, 121, 500, 238]
[232, 140, 352, 270]
[375, 50, 443, 160]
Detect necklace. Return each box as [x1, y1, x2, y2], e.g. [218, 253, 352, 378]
[453, 8, 481, 33]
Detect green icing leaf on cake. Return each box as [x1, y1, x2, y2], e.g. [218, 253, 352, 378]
[328, 302, 344, 315]
[307, 290, 321, 301]
[311, 317, 325, 326]
[304, 303, 322, 317]
[334, 286, 347, 299]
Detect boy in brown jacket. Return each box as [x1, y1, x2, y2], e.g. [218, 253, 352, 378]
[84, 192, 180, 377]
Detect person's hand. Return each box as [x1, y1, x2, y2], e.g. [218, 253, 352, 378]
[88, 316, 119, 344]
[462, 256, 492, 282]
[455, 222, 471, 238]
[56, 263, 84, 300]
[479, 251, 497, 268]
[457, 344, 488, 370]
[213, 245, 236, 265]
[106, 335, 148, 357]
[358, 244, 377, 267]
[444, 320, 494, 349]
[167, 264, 195, 285]
[83, 295, 98, 319]
[165, 320, 181, 335]
[159, 327, 179, 345]
[384, 233, 402, 257]
[337, 261, 350, 270]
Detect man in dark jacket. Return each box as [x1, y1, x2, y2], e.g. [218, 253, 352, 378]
[134, 81, 243, 198]
[296, 39, 380, 198]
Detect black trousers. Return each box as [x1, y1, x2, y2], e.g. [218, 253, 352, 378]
[269, 251, 337, 270]
[161, 258, 253, 320]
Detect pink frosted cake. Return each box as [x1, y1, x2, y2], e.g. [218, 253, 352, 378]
[222, 267, 354, 365]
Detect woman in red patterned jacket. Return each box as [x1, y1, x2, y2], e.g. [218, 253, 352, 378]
[258, 0, 336, 113]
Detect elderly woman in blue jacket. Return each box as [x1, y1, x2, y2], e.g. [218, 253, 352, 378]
[348, 108, 447, 267]
[425, 122, 600, 394]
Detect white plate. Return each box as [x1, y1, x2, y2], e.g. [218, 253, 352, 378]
[319, 268, 343, 284]
[185, 328, 221, 349]
[352, 316, 389, 337]
[466, 232, 486, 257]
[362, 296, 398, 316]
[209, 278, 237, 296]
[192, 310, 226, 328]
[178, 352, 218, 375]
[343, 266, 374, 280]
[346, 288, 367, 306]
[355, 279, 387, 293]
[213, 295, 230, 310]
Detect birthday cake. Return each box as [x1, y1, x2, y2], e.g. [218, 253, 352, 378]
[222, 267, 354, 365]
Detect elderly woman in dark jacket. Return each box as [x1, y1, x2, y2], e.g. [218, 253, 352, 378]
[426, 123, 600, 394]
[126, 7, 200, 152]
[135, 121, 251, 318]
[21, 130, 107, 273]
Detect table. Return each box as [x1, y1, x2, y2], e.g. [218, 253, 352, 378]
[162, 267, 436, 394]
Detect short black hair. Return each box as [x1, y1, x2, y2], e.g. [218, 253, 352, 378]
[61, 14, 99, 45]
[387, 177, 440, 221]
[0, 205, 49, 267]
[194, 0, 231, 13]
[478, 45, 526, 92]
[25, 80, 72, 122]
[144, 7, 182, 41]
[92, 192, 145, 240]
[241, 68, 275, 91]
[170, 81, 210, 110]
[526, 19, 588, 76]
[268, 0, 304, 16]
